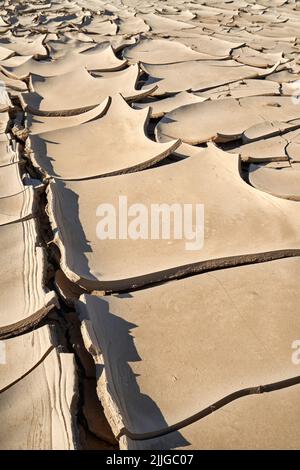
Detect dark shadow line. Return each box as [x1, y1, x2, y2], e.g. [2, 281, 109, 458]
[117, 375, 300, 442]
[0, 344, 56, 393]
[93, 248, 300, 293]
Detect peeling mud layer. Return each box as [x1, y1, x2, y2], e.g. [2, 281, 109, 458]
[1, 0, 300, 451]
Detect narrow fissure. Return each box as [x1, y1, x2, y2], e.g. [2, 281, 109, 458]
[11, 95, 118, 450]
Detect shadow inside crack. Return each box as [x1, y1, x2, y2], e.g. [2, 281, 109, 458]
[81, 296, 190, 450]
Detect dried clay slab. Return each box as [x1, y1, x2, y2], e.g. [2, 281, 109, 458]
[35, 14, 86, 33]
[0, 34, 48, 57]
[287, 141, 300, 162]
[0, 185, 37, 225]
[0, 44, 14, 60]
[128, 386, 300, 450]
[197, 79, 280, 100]
[0, 325, 55, 390]
[263, 161, 291, 169]
[0, 139, 19, 166]
[281, 81, 300, 97]
[0, 111, 10, 133]
[241, 120, 300, 143]
[46, 37, 95, 60]
[266, 69, 300, 84]
[155, 10, 196, 22]
[255, 25, 298, 40]
[77, 257, 300, 446]
[170, 34, 244, 58]
[228, 128, 300, 162]
[87, 34, 136, 52]
[133, 92, 206, 118]
[141, 13, 197, 33]
[155, 96, 300, 144]
[28, 94, 180, 179]
[117, 15, 149, 35]
[233, 139, 289, 164]
[1, 44, 127, 79]
[0, 25, 11, 36]
[0, 70, 27, 92]
[21, 65, 155, 115]
[141, 61, 279, 96]
[122, 39, 219, 65]
[0, 345, 78, 449]
[0, 219, 58, 338]
[0, 54, 33, 68]
[231, 121, 300, 160]
[82, 18, 117, 35]
[47, 145, 300, 292]
[0, 162, 24, 197]
[249, 164, 300, 201]
[231, 46, 284, 68]
[284, 129, 300, 162]
[0, 88, 12, 110]
[26, 97, 110, 135]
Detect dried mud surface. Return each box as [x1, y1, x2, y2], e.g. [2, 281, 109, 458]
[1, 0, 300, 451]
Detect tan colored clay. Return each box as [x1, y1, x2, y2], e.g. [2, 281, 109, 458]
[28, 94, 180, 179]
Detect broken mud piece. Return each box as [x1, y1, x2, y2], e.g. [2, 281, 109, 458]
[155, 96, 300, 144]
[26, 97, 110, 135]
[0, 326, 78, 449]
[77, 256, 300, 448]
[47, 145, 300, 292]
[27, 94, 180, 179]
[0, 185, 37, 225]
[249, 164, 300, 201]
[123, 39, 216, 65]
[2, 44, 126, 79]
[141, 61, 280, 97]
[133, 91, 206, 118]
[20, 65, 156, 116]
[0, 219, 58, 339]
